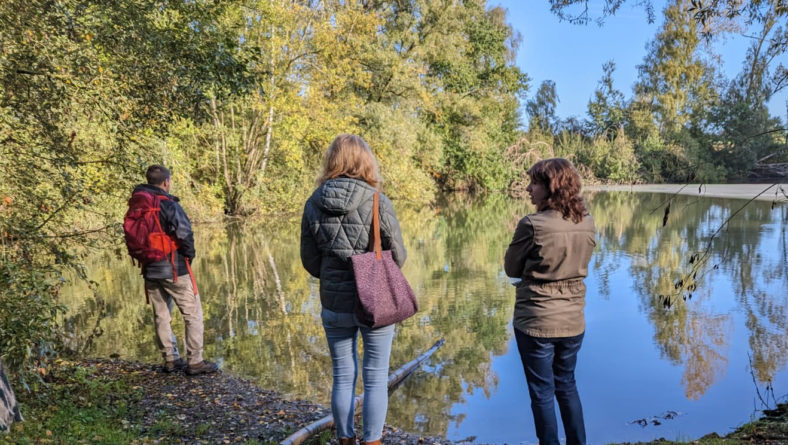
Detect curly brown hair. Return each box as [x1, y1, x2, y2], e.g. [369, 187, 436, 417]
[527, 158, 587, 223]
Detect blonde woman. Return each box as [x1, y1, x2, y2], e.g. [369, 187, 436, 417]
[300, 134, 407, 445]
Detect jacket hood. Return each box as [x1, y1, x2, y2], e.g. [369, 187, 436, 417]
[312, 177, 375, 215]
[133, 184, 180, 202]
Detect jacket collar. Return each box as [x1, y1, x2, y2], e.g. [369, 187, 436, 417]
[133, 183, 180, 202]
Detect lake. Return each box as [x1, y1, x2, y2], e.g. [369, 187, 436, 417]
[61, 190, 788, 444]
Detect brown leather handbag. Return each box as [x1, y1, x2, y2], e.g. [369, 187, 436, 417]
[350, 192, 418, 328]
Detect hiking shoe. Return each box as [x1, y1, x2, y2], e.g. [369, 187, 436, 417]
[186, 360, 219, 376]
[164, 358, 187, 373]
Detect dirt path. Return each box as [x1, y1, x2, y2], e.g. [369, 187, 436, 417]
[78, 359, 455, 445]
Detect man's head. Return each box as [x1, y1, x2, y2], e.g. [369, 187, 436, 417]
[146, 165, 172, 192]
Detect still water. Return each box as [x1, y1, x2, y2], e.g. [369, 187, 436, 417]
[61, 191, 788, 444]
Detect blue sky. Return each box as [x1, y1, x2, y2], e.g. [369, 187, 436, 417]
[493, 0, 788, 124]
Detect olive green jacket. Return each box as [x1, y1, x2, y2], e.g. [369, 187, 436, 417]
[504, 209, 596, 338]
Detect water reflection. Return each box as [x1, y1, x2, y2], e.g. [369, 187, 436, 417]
[60, 192, 788, 443]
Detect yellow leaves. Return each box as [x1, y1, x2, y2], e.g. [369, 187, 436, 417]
[85, 33, 92, 41]
[2, 196, 13, 207]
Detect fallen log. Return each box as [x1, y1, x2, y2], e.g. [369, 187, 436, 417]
[280, 339, 446, 445]
[749, 162, 788, 179]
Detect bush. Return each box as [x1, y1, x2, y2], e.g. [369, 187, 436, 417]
[0, 258, 64, 387]
[573, 129, 640, 183]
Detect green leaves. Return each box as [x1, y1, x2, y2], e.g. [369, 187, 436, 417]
[0, 0, 528, 379]
[0, 0, 251, 379]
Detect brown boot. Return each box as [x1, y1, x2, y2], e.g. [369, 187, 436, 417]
[362, 441, 381, 445]
[339, 437, 356, 445]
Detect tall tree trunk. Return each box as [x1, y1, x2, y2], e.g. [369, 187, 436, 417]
[261, 104, 274, 175]
[261, 10, 276, 176]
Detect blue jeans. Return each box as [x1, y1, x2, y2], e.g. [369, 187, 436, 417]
[322, 309, 395, 442]
[514, 328, 586, 445]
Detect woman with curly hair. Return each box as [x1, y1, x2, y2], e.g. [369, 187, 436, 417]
[504, 158, 596, 445]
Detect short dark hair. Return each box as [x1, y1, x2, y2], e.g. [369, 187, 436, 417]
[146, 165, 171, 185]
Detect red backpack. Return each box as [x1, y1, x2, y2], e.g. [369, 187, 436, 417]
[123, 189, 199, 303]
[124, 191, 177, 265]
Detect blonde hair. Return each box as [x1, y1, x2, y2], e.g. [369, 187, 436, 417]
[317, 134, 381, 188]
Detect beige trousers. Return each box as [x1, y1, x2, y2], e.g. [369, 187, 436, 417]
[145, 275, 204, 365]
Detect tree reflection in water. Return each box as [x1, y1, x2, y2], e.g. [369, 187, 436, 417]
[590, 192, 787, 398]
[60, 191, 788, 437]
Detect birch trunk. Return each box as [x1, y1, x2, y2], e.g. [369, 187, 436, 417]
[0, 361, 22, 432]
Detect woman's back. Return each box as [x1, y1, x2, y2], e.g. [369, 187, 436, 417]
[299, 134, 404, 445]
[515, 210, 595, 283]
[301, 177, 406, 313]
[505, 210, 595, 339]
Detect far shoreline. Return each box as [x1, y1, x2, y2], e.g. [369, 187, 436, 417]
[586, 183, 788, 201]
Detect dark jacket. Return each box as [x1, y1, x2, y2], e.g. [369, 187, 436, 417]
[504, 209, 595, 338]
[300, 177, 407, 313]
[132, 184, 195, 280]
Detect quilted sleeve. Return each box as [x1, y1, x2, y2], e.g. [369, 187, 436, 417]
[378, 194, 407, 268]
[300, 202, 322, 278]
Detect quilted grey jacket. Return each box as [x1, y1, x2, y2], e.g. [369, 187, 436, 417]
[300, 177, 407, 313]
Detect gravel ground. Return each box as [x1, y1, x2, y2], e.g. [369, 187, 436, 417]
[63, 359, 788, 444]
[83, 359, 458, 445]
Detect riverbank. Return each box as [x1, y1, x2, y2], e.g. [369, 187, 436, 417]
[587, 183, 788, 201]
[1, 358, 455, 445]
[3, 359, 787, 444]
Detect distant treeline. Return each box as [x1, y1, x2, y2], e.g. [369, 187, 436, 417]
[514, 0, 787, 189]
[0, 0, 786, 378]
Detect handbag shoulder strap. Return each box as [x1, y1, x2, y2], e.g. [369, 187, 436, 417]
[368, 191, 382, 260]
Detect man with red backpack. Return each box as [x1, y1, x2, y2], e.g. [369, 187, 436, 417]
[124, 165, 218, 376]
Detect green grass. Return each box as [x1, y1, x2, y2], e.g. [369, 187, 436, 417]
[148, 415, 185, 437]
[317, 429, 332, 445]
[1, 360, 143, 445]
[195, 421, 211, 436]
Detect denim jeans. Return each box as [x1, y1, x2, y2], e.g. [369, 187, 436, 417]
[322, 309, 395, 442]
[514, 327, 586, 445]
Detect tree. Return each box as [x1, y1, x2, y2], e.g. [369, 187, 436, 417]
[195, 0, 325, 215]
[526, 80, 559, 133]
[587, 61, 627, 137]
[632, 0, 717, 136]
[548, 0, 785, 28]
[0, 0, 248, 378]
